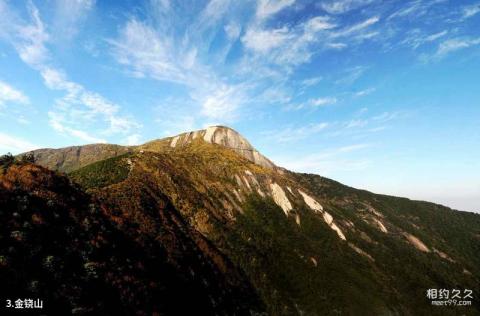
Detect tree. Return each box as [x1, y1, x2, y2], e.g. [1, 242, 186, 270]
[0, 152, 14, 168]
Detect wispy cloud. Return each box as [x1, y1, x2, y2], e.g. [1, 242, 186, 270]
[319, 0, 375, 15]
[401, 29, 448, 49]
[324, 110, 402, 138]
[224, 22, 241, 40]
[426, 30, 448, 42]
[242, 15, 337, 67]
[387, 0, 447, 21]
[344, 119, 368, 129]
[123, 133, 142, 146]
[110, 16, 246, 123]
[372, 111, 402, 122]
[0, 132, 39, 154]
[272, 143, 372, 175]
[335, 65, 368, 85]
[256, 0, 295, 20]
[41, 67, 140, 141]
[52, 0, 95, 40]
[48, 111, 107, 143]
[0, 81, 29, 106]
[301, 76, 322, 87]
[109, 0, 386, 127]
[330, 16, 379, 39]
[201, 84, 245, 120]
[310, 97, 338, 107]
[434, 37, 480, 59]
[287, 96, 338, 110]
[354, 87, 375, 97]
[14, 2, 50, 67]
[242, 27, 292, 54]
[0, 1, 140, 144]
[462, 2, 480, 19]
[263, 122, 329, 143]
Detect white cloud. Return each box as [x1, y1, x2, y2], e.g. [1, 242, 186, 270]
[264, 122, 329, 143]
[321, 111, 401, 138]
[242, 15, 340, 66]
[425, 30, 448, 42]
[287, 96, 337, 110]
[345, 119, 368, 129]
[354, 87, 375, 97]
[110, 19, 188, 84]
[301, 77, 322, 87]
[0, 132, 39, 154]
[372, 111, 401, 122]
[15, 2, 50, 67]
[152, 0, 170, 10]
[337, 143, 371, 152]
[39, 66, 140, 138]
[310, 97, 337, 107]
[48, 111, 107, 143]
[202, 0, 231, 21]
[387, 0, 448, 21]
[256, 0, 295, 20]
[201, 85, 242, 120]
[320, 0, 374, 14]
[224, 22, 241, 40]
[124, 133, 142, 146]
[272, 143, 371, 175]
[327, 42, 347, 49]
[462, 2, 480, 19]
[242, 27, 292, 53]
[52, 0, 95, 40]
[110, 1, 380, 129]
[335, 66, 368, 85]
[387, 2, 421, 20]
[258, 86, 292, 104]
[331, 16, 379, 38]
[304, 16, 336, 32]
[435, 37, 480, 58]
[402, 29, 448, 49]
[111, 17, 251, 124]
[0, 81, 29, 106]
[0, 2, 139, 144]
[41, 67, 81, 93]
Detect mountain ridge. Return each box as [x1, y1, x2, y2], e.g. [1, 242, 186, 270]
[5, 125, 479, 315]
[24, 125, 275, 172]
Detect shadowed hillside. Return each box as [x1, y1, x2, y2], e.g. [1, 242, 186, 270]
[0, 162, 264, 315]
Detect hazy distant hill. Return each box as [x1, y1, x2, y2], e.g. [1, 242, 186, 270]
[4, 126, 479, 315]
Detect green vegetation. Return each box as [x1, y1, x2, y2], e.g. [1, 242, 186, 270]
[221, 195, 392, 315]
[69, 154, 132, 189]
[292, 172, 480, 315]
[3, 137, 479, 315]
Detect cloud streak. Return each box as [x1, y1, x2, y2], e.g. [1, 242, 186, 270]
[0, 1, 140, 144]
[0, 81, 29, 106]
[0, 132, 39, 154]
[272, 142, 372, 175]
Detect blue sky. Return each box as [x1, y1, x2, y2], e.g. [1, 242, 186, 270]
[0, 0, 479, 211]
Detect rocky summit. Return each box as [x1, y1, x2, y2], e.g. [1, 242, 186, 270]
[2, 126, 479, 315]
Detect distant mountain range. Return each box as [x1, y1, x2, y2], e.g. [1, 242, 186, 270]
[1, 126, 479, 315]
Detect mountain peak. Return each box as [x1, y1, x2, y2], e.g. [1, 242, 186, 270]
[169, 126, 275, 168]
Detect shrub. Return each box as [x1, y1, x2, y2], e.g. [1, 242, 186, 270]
[21, 152, 35, 163]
